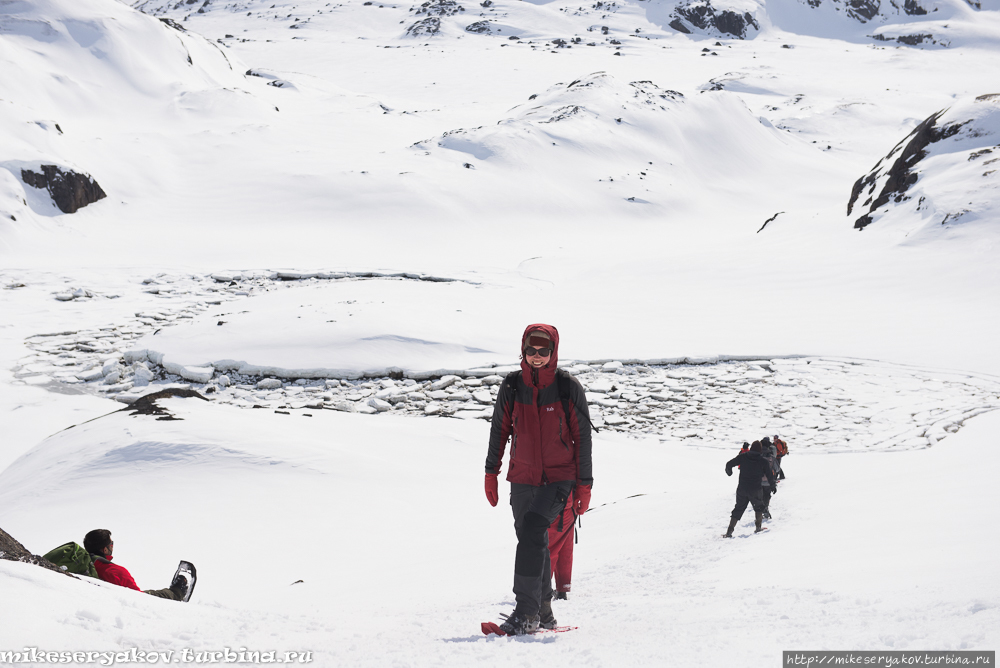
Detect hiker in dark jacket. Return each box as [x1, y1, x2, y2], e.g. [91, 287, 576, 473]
[723, 441, 776, 536]
[484, 324, 593, 635]
[760, 437, 779, 520]
[83, 529, 190, 601]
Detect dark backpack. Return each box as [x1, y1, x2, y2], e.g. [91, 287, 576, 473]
[502, 369, 599, 434]
[43, 542, 99, 578]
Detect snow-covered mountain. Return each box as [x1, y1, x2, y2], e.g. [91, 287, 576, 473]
[848, 94, 1000, 242]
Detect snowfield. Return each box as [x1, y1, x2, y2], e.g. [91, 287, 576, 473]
[0, 397, 997, 665]
[1, 0, 999, 663]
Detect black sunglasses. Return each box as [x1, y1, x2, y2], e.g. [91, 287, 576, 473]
[524, 346, 551, 357]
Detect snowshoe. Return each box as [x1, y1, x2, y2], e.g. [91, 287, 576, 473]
[170, 561, 197, 602]
[498, 610, 539, 636]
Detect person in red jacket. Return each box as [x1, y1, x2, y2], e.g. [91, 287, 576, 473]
[83, 529, 190, 601]
[484, 324, 593, 635]
[548, 486, 576, 600]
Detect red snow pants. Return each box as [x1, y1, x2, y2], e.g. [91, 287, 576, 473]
[548, 488, 576, 594]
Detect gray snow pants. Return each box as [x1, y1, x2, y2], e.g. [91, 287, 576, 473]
[510, 481, 574, 616]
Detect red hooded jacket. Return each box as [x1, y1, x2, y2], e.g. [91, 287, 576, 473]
[94, 555, 141, 591]
[486, 324, 593, 486]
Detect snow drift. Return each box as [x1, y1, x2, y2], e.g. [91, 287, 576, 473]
[0, 0, 251, 226]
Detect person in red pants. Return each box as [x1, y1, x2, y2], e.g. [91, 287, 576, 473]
[548, 487, 576, 600]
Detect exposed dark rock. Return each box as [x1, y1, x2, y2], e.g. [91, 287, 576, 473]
[896, 33, 933, 45]
[854, 214, 874, 230]
[413, 0, 464, 16]
[406, 16, 440, 35]
[125, 388, 209, 421]
[903, 0, 927, 14]
[669, 19, 691, 33]
[159, 17, 186, 31]
[847, 107, 968, 229]
[20, 165, 107, 214]
[0, 526, 64, 575]
[669, 1, 758, 39]
[757, 211, 784, 233]
[845, 0, 879, 21]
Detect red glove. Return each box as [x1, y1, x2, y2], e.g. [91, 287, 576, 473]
[575, 484, 592, 515]
[485, 473, 499, 507]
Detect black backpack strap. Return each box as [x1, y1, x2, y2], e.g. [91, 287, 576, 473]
[502, 370, 521, 407]
[556, 368, 599, 434]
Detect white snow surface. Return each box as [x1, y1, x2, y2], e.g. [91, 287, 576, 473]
[0, 397, 998, 664]
[1, 0, 1000, 662]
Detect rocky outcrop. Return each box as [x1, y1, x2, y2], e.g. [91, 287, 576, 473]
[406, 17, 440, 36]
[871, 32, 942, 46]
[0, 526, 63, 574]
[844, 0, 880, 21]
[405, 0, 464, 35]
[412, 0, 464, 16]
[668, 0, 760, 39]
[20, 165, 107, 214]
[848, 110, 961, 228]
[848, 94, 1000, 231]
[465, 21, 492, 34]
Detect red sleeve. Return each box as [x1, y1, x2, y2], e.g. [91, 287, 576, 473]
[103, 563, 141, 591]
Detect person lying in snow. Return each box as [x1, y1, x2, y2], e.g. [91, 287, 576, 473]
[83, 529, 192, 601]
[723, 441, 776, 537]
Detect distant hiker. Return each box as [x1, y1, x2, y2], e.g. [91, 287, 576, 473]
[549, 487, 577, 600]
[735, 441, 749, 469]
[83, 530, 192, 601]
[760, 437, 779, 520]
[484, 324, 593, 635]
[773, 435, 789, 479]
[723, 441, 776, 536]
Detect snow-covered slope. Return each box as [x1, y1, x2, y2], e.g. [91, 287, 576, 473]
[848, 93, 1000, 242]
[0, 0, 266, 232]
[1, 394, 997, 664]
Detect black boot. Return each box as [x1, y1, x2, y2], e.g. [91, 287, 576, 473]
[723, 516, 738, 538]
[538, 599, 558, 629]
[499, 610, 540, 636]
[754, 511, 765, 533]
[169, 572, 190, 601]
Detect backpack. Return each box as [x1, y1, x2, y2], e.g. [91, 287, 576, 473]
[774, 438, 789, 457]
[502, 369, 599, 434]
[42, 542, 99, 578]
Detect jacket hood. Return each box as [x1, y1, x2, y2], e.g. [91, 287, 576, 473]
[520, 323, 560, 388]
